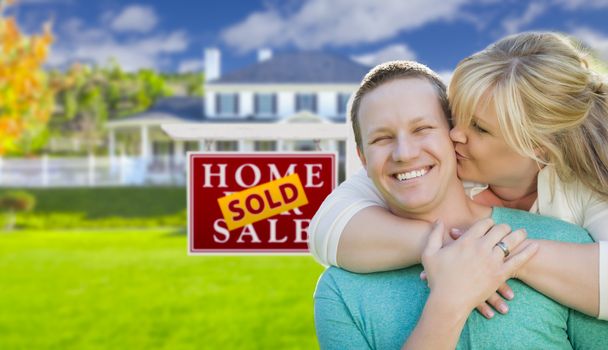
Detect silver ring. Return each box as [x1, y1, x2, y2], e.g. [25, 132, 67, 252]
[495, 241, 510, 258]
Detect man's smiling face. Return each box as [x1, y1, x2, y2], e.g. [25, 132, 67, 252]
[357, 78, 458, 217]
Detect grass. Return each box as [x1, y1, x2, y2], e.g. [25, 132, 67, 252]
[0, 229, 324, 349]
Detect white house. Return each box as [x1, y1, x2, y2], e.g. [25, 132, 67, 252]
[0, 49, 367, 187]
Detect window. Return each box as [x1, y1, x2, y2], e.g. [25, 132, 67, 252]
[295, 93, 317, 113]
[255, 94, 276, 115]
[216, 141, 239, 151]
[337, 93, 351, 115]
[254, 141, 277, 151]
[216, 93, 239, 115]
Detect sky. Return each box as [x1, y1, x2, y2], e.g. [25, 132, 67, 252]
[9, 0, 608, 78]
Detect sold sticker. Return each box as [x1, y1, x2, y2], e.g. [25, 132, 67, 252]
[217, 173, 309, 230]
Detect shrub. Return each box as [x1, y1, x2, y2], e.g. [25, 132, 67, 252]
[0, 191, 36, 231]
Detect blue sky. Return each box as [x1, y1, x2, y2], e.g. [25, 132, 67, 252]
[10, 0, 608, 77]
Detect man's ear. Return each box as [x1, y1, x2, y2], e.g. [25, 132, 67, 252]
[357, 147, 366, 167]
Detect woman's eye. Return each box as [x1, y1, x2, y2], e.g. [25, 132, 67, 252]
[471, 121, 488, 134]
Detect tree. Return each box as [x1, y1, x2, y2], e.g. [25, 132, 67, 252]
[0, 0, 53, 155]
[48, 62, 173, 152]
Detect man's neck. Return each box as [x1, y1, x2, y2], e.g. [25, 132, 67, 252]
[391, 180, 492, 230]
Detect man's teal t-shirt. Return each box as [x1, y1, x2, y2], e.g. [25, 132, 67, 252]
[314, 207, 608, 350]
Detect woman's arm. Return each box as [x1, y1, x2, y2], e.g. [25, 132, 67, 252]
[338, 206, 430, 272]
[516, 241, 599, 317]
[308, 169, 431, 271]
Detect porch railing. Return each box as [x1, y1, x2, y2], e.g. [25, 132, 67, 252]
[0, 155, 186, 187]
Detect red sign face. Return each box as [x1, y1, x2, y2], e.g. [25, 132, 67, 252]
[188, 152, 336, 254]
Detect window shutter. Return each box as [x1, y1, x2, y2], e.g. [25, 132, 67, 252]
[215, 94, 221, 115]
[254, 94, 259, 114]
[312, 94, 317, 113]
[295, 94, 300, 111]
[235, 93, 240, 115]
[272, 94, 277, 114]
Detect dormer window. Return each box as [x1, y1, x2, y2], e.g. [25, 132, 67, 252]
[216, 93, 239, 115]
[295, 93, 317, 113]
[255, 93, 277, 116]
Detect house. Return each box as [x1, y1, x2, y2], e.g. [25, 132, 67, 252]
[104, 48, 371, 184]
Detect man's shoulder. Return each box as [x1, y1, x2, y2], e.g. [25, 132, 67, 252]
[492, 207, 592, 243]
[314, 266, 423, 300]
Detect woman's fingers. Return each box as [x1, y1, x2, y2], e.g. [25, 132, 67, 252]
[496, 283, 514, 300]
[476, 302, 495, 319]
[486, 292, 509, 314]
[422, 220, 445, 258]
[490, 228, 527, 259]
[460, 218, 495, 240]
[483, 223, 512, 249]
[503, 241, 540, 276]
[449, 228, 463, 240]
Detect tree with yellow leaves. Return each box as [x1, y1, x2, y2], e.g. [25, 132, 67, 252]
[0, 0, 53, 155]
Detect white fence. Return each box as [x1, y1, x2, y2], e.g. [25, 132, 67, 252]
[0, 155, 186, 187]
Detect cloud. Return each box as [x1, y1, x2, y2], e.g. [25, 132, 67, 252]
[221, 0, 470, 53]
[178, 59, 204, 73]
[48, 13, 188, 71]
[502, 2, 547, 34]
[552, 0, 608, 9]
[109, 5, 158, 33]
[351, 44, 417, 66]
[571, 27, 608, 61]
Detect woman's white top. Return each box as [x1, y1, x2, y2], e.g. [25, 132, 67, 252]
[308, 166, 608, 319]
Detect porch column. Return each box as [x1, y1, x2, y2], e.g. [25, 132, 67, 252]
[174, 140, 184, 161]
[109, 128, 116, 171]
[140, 125, 150, 159]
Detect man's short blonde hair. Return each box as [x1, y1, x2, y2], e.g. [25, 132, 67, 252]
[350, 61, 450, 153]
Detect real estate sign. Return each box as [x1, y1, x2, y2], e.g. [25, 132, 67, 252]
[188, 152, 336, 254]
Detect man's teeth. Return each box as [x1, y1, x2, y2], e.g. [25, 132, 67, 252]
[396, 168, 428, 181]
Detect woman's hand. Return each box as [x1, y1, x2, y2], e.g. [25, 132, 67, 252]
[450, 227, 515, 319]
[421, 218, 539, 317]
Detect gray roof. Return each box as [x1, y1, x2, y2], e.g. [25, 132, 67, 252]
[212, 52, 370, 84]
[107, 97, 204, 127]
[142, 97, 204, 121]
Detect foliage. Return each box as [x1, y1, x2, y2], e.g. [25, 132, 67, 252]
[0, 190, 35, 212]
[0, 186, 185, 229]
[48, 62, 173, 152]
[0, 230, 322, 349]
[0, 190, 35, 230]
[0, 0, 54, 155]
[165, 72, 205, 97]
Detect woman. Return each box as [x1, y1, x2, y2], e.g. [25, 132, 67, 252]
[309, 31, 608, 319]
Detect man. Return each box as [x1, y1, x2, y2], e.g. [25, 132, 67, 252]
[313, 61, 608, 349]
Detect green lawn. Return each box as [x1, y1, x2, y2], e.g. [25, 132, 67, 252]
[0, 229, 324, 349]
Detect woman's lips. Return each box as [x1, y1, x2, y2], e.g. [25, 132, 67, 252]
[455, 149, 469, 160]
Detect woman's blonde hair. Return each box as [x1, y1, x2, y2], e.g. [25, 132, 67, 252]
[449, 31, 608, 199]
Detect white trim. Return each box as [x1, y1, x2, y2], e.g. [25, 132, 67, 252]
[207, 83, 358, 93]
[162, 123, 348, 140]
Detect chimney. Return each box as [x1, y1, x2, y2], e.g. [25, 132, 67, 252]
[257, 48, 273, 62]
[204, 48, 221, 82]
